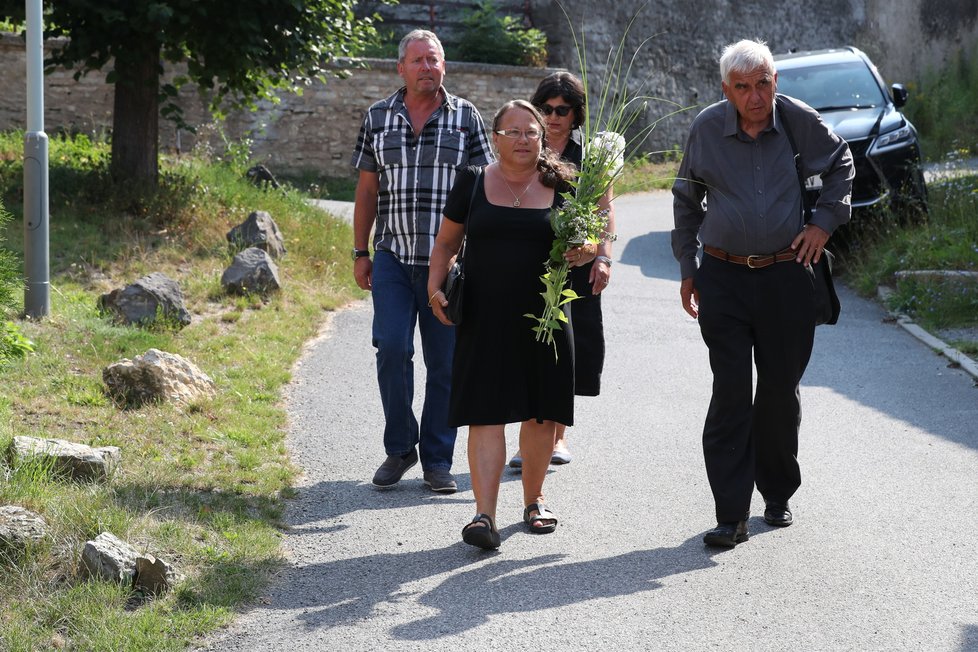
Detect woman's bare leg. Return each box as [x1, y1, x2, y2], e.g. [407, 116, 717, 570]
[468, 424, 506, 524]
[519, 419, 557, 508]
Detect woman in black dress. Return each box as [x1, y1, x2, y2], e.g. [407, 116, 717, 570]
[428, 100, 596, 549]
[510, 72, 616, 468]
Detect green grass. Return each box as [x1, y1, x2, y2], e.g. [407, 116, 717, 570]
[614, 152, 680, 195]
[0, 132, 359, 650]
[275, 170, 357, 201]
[843, 173, 978, 332]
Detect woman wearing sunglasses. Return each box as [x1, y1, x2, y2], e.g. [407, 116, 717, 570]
[509, 71, 616, 471]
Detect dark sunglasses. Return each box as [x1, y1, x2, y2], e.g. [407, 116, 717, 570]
[536, 104, 574, 117]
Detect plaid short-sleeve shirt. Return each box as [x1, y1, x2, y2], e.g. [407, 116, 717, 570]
[351, 87, 494, 266]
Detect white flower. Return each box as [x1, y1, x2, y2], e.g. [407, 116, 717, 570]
[586, 131, 626, 180]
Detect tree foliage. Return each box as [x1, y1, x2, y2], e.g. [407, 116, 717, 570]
[0, 0, 380, 184]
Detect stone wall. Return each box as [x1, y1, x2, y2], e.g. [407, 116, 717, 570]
[1, 0, 975, 175]
[0, 34, 554, 178]
[530, 0, 978, 154]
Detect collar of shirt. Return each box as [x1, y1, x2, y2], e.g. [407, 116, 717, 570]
[385, 85, 459, 117]
[722, 99, 783, 140]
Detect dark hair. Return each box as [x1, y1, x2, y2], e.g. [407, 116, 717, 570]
[530, 71, 586, 130]
[492, 100, 576, 189]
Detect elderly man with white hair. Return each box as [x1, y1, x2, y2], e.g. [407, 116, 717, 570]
[671, 39, 854, 547]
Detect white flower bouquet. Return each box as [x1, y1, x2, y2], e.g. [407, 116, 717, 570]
[526, 5, 675, 355]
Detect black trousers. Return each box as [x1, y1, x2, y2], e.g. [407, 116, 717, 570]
[695, 254, 816, 523]
[569, 262, 604, 397]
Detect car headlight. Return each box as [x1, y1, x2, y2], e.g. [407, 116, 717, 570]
[874, 125, 913, 149]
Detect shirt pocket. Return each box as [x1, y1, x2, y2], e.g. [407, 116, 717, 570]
[423, 129, 467, 168]
[374, 130, 408, 170]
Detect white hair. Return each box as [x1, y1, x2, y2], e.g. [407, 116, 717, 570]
[719, 39, 775, 84]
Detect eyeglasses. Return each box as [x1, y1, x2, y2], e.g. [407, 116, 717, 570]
[494, 129, 543, 141]
[536, 104, 574, 117]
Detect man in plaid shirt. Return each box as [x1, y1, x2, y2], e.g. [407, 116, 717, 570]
[351, 29, 494, 493]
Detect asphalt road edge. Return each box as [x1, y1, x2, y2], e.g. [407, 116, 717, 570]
[877, 285, 978, 382]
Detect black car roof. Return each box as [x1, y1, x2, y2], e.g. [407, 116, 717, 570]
[773, 47, 866, 69]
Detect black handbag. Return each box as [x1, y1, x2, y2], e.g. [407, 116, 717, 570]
[442, 168, 482, 325]
[777, 97, 841, 326]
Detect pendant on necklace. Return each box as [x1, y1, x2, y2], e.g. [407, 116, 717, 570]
[513, 198, 521, 207]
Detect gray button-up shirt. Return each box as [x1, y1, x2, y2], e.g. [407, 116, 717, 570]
[671, 94, 854, 279]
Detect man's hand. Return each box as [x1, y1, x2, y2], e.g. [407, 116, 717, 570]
[354, 257, 372, 291]
[680, 277, 699, 319]
[790, 224, 830, 266]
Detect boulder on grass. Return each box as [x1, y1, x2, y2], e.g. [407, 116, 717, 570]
[103, 348, 216, 408]
[80, 532, 139, 583]
[221, 247, 281, 295]
[8, 436, 121, 481]
[226, 210, 286, 258]
[97, 272, 191, 329]
[0, 505, 48, 550]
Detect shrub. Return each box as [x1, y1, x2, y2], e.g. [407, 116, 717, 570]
[0, 199, 33, 365]
[447, 0, 548, 67]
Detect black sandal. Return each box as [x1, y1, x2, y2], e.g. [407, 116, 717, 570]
[523, 502, 558, 534]
[462, 513, 501, 550]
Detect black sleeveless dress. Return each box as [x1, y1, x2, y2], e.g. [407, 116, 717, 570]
[441, 166, 574, 427]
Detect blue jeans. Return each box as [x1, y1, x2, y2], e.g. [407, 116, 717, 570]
[371, 250, 457, 471]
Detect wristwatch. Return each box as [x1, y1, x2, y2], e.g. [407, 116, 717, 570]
[595, 255, 613, 267]
[352, 248, 370, 261]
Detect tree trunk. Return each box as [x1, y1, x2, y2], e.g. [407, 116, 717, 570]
[110, 44, 161, 187]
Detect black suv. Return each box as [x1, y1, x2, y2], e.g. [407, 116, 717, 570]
[774, 47, 927, 213]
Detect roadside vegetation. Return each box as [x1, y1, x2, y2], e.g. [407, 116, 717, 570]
[844, 46, 978, 348]
[902, 47, 978, 161]
[0, 45, 975, 650]
[844, 173, 978, 338]
[0, 132, 358, 650]
[361, 0, 548, 67]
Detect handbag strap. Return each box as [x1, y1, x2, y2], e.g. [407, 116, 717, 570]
[457, 167, 483, 261]
[775, 96, 813, 225]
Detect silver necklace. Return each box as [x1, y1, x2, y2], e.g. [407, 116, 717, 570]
[500, 174, 534, 207]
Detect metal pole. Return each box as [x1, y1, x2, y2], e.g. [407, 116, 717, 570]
[24, 0, 50, 318]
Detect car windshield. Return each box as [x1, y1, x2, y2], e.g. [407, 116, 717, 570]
[776, 60, 886, 111]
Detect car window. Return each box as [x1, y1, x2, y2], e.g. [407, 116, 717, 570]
[776, 60, 886, 111]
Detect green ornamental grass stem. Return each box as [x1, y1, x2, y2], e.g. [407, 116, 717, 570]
[525, 2, 682, 356]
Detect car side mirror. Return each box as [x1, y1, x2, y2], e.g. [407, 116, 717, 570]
[891, 83, 908, 108]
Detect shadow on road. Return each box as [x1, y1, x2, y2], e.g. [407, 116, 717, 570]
[618, 230, 678, 280]
[268, 527, 773, 639]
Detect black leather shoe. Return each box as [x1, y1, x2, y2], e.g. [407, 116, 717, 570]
[764, 501, 793, 527]
[703, 521, 749, 547]
[371, 449, 418, 487]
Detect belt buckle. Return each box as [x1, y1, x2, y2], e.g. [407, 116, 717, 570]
[746, 255, 763, 269]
